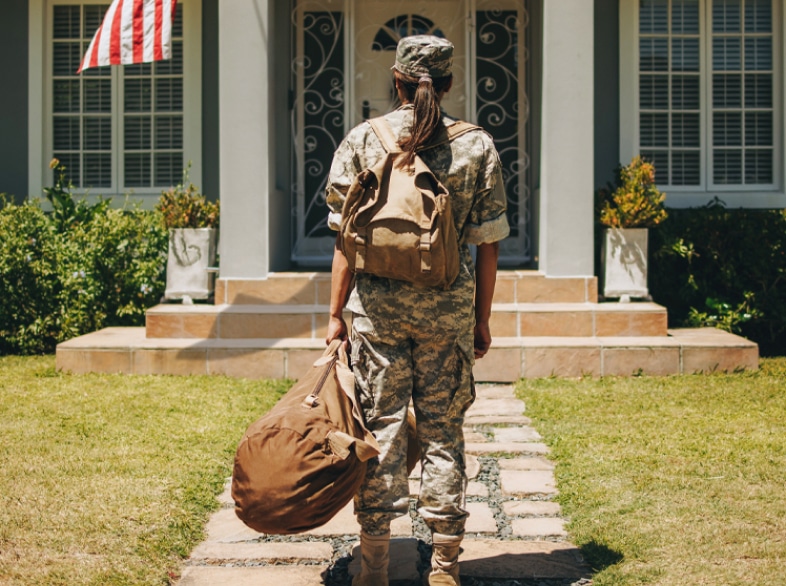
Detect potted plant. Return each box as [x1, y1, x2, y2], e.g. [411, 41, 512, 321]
[595, 156, 667, 300]
[156, 168, 220, 302]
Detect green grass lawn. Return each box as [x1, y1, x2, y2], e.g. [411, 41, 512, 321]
[0, 356, 289, 586]
[516, 357, 786, 586]
[3, 355, 785, 586]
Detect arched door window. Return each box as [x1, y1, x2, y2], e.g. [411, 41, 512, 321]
[372, 15, 445, 51]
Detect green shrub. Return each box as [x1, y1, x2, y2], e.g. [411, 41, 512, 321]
[57, 208, 169, 336]
[155, 166, 219, 229]
[0, 191, 167, 355]
[596, 156, 668, 229]
[650, 198, 786, 356]
[0, 196, 63, 354]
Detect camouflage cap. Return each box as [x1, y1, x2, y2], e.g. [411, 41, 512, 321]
[392, 35, 454, 78]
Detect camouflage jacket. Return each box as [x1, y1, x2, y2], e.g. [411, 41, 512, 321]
[326, 104, 510, 246]
[326, 105, 510, 316]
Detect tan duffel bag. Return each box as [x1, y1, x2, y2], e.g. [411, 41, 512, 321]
[231, 340, 380, 534]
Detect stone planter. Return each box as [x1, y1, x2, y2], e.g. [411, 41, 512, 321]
[601, 227, 649, 300]
[165, 228, 217, 301]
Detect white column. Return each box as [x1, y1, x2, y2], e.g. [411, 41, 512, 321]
[538, 0, 595, 277]
[218, 0, 272, 278]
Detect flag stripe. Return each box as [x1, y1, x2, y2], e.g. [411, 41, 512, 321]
[109, 0, 124, 65]
[133, 0, 145, 64]
[77, 0, 177, 73]
[143, 0, 156, 63]
[154, 0, 163, 62]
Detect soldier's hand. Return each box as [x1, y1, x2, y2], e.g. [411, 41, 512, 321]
[326, 315, 348, 346]
[474, 321, 491, 359]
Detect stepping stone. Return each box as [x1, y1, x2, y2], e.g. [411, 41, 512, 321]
[500, 470, 557, 496]
[467, 481, 489, 497]
[466, 442, 549, 455]
[190, 540, 332, 562]
[498, 456, 555, 471]
[409, 479, 420, 496]
[459, 540, 588, 580]
[503, 500, 562, 517]
[390, 512, 413, 537]
[466, 398, 526, 418]
[511, 517, 568, 538]
[493, 426, 542, 443]
[465, 414, 532, 426]
[474, 385, 517, 399]
[465, 502, 497, 533]
[466, 454, 481, 479]
[464, 430, 489, 443]
[217, 479, 234, 507]
[203, 508, 262, 543]
[349, 538, 420, 582]
[302, 501, 360, 536]
[178, 565, 326, 586]
[302, 500, 413, 537]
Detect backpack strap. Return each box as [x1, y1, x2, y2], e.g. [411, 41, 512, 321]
[421, 120, 481, 151]
[368, 117, 481, 153]
[367, 117, 401, 153]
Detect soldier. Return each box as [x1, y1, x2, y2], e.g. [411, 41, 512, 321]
[325, 35, 509, 586]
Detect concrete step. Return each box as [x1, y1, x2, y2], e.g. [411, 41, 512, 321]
[145, 301, 668, 339]
[56, 326, 758, 381]
[214, 271, 598, 305]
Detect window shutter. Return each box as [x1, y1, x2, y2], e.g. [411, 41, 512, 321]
[639, 0, 701, 186]
[710, 0, 774, 186]
[123, 3, 184, 189]
[52, 3, 112, 189]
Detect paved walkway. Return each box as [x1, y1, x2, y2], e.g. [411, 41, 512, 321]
[177, 385, 591, 585]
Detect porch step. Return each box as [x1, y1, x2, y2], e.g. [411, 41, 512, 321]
[55, 327, 758, 382]
[213, 271, 599, 305]
[146, 301, 668, 339]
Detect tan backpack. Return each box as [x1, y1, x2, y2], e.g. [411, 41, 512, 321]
[339, 117, 479, 289]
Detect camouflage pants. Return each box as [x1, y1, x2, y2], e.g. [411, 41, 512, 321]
[350, 281, 476, 537]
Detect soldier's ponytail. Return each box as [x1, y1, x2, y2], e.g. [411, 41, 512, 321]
[394, 70, 452, 167]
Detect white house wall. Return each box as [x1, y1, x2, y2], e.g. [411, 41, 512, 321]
[218, 0, 275, 278]
[538, 0, 595, 277]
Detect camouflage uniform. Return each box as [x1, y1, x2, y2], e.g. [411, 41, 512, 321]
[326, 103, 509, 537]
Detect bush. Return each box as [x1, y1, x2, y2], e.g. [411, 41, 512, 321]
[0, 197, 63, 354]
[649, 198, 786, 356]
[0, 191, 167, 355]
[596, 156, 668, 228]
[156, 167, 219, 229]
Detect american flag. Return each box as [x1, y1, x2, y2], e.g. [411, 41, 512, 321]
[77, 0, 177, 73]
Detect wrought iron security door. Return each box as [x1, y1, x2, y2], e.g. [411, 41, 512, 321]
[290, 0, 532, 266]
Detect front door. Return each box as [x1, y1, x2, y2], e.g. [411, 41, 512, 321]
[291, 0, 532, 266]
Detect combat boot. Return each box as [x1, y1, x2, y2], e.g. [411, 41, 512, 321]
[427, 532, 463, 585]
[352, 530, 390, 586]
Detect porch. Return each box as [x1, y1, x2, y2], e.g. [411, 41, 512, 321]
[55, 271, 759, 381]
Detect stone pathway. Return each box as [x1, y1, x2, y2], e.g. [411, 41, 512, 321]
[177, 385, 591, 585]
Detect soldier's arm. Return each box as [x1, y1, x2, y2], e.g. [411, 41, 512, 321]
[326, 235, 352, 345]
[474, 241, 499, 359]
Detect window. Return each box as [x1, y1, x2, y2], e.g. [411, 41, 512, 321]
[621, 0, 783, 206]
[38, 0, 201, 200]
[372, 15, 444, 51]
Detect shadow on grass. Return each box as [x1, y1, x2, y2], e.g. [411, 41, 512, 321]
[579, 539, 624, 574]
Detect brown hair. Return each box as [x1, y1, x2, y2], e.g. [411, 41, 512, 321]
[394, 70, 452, 166]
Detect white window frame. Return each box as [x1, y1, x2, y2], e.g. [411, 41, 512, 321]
[28, 0, 202, 208]
[620, 0, 785, 208]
